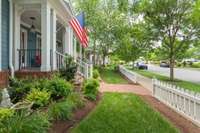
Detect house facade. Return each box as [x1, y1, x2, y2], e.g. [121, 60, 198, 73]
[0, 0, 85, 87]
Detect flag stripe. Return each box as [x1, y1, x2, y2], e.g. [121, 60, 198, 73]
[69, 18, 83, 42]
[69, 13, 89, 48]
[73, 19, 87, 47]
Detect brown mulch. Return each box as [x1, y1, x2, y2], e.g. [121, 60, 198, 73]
[140, 95, 200, 133]
[49, 93, 102, 133]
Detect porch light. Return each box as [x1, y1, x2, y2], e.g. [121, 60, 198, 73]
[30, 17, 36, 33]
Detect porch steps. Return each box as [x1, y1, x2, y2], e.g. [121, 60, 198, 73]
[72, 72, 85, 92]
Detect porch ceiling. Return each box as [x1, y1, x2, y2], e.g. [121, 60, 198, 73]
[21, 10, 41, 30]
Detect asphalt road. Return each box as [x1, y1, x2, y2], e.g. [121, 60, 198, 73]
[147, 64, 200, 84]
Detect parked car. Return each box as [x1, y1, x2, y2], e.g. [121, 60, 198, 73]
[160, 62, 170, 68]
[136, 62, 148, 70]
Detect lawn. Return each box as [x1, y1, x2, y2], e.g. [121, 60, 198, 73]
[71, 93, 179, 133]
[132, 69, 200, 93]
[100, 68, 128, 84]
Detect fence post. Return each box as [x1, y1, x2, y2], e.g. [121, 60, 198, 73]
[152, 78, 156, 96]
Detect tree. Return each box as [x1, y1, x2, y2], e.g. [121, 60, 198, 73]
[115, 23, 153, 63]
[138, 0, 195, 81]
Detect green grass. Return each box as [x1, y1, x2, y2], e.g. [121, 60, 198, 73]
[132, 69, 200, 93]
[100, 68, 128, 84]
[71, 93, 179, 133]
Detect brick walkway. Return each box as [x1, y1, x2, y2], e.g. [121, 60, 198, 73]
[100, 82, 151, 96]
[100, 81, 200, 133]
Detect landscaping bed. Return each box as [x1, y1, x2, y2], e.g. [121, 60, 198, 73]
[50, 93, 102, 133]
[0, 55, 101, 133]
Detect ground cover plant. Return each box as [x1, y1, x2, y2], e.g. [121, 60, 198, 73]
[47, 77, 73, 100]
[83, 78, 100, 100]
[93, 69, 100, 79]
[0, 111, 50, 133]
[71, 93, 179, 133]
[130, 68, 200, 93]
[99, 67, 128, 84]
[25, 89, 51, 108]
[48, 100, 74, 121]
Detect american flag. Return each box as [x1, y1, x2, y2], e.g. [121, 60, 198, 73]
[69, 12, 89, 47]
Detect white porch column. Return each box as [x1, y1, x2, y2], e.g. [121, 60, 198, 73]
[41, 2, 51, 71]
[50, 9, 57, 70]
[64, 26, 71, 55]
[63, 28, 67, 54]
[73, 36, 77, 61]
[70, 28, 74, 57]
[0, 0, 2, 70]
[14, 4, 21, 71]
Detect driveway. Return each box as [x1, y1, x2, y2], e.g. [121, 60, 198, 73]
[148, 64, 200, 84]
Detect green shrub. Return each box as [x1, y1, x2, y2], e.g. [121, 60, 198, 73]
[9, 78, 34, 103]
[176, 62, 182, 67]
[0, 108, 14, 122]
[93, 69, 100, 79]
[83, 79, 100, 100]
[0, 111, 50, 133]
[34, 78, 50, 90]
[26, 89, 51, 108]
[59, 54, 78, 81]
[48, 100, 74, 121]
[47, 77, 73, 100]
[67, 92, 84, 109]
[191, 62, 200, 68]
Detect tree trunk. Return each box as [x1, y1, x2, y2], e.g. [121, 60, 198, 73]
[169, 57, 174, 81]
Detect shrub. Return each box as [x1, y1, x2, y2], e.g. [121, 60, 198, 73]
[59, 54, 78, 81]
[34, 78, 50, 90]
[26, 89, 51, 108]
[0, 108, 14, 122]
[191, 62, 200, 68]
[67, 92, 84, 109]
[9, 78, 33, 103]
[93, 69, 100, 79]
[83, 79, 100, 100]
[48, 100, 74, 121]
[0, 111, 50, 133]
[47, 77, 73, 100]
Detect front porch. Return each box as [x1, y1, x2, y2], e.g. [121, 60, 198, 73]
[12, 0, 74, 73]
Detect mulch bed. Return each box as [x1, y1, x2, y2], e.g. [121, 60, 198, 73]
[140, 95, 200, 133]
[49, 93, 102, 133]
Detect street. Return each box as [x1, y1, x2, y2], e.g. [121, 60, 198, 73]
[147, 64, 200, 84]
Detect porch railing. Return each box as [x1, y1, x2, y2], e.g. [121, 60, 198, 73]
[55, 51, 65, 69]
[77, 58, 93, 79]
[55, 51, 93, 79]
[18, 49, 41, 70]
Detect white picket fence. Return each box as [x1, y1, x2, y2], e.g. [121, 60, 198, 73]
[119, 65, 200, 126]
[153, 79, 200, 126]
[119, 65, 137, 84]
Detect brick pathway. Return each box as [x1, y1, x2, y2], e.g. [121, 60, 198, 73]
[100, 82, 151, 96]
